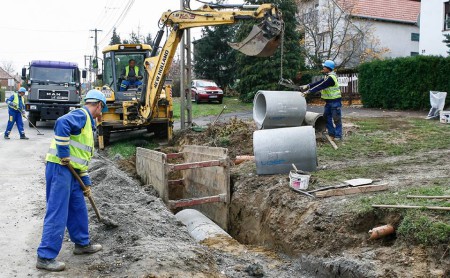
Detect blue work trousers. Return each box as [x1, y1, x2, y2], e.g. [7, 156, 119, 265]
[120, 79, 142, 91]
[37, 162, 90, 259]
[323, 100, 342, 138]
[5, 109, 24, 136]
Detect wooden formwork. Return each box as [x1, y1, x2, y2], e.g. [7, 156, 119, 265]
[136, 145, 230, 230]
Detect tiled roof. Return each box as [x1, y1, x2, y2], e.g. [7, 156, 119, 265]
[337, 0, 420, 23]
[0, 67, 13, 79]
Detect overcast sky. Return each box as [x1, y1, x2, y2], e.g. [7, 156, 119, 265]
[0, 0, 242, 74]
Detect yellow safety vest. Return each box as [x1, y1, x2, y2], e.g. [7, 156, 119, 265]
[10, 93, 24, 110]
[125, 66, 139, 78]
[321, 73, 341, 100]
[45, 108, 94, 171]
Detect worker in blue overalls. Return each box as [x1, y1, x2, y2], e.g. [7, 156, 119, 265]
[36, 89, 108, 272]
[300, 60, 343, 141]
[120, 59, 143, 91]
[4, 87, 29, 140]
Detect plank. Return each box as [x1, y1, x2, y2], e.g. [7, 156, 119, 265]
[406, 195, 450, 200]
[325, 134, 338, 150]
[315, 184, 388, 198]
[372, 204, 450, 211]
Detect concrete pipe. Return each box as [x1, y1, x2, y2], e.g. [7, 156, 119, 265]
[253, 90, 307, 129]
[303, 112, 326, 132]
[175, 209, 231, 242]
[253, 126, 317, 175]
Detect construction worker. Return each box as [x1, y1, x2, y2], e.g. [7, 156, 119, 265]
[300, 60, 343, 141]
[36, 89, 108, 272]
[119, 59, 143, 91]
[4, 87, 29, 140]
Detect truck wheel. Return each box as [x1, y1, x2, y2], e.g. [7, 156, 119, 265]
[195, 94, 200, 104]
[28, 114, 38, 127]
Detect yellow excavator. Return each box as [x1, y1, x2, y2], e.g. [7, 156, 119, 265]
[96, 2, 283, 149]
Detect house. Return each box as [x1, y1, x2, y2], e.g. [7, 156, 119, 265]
[0, 67, 21, 91]
[298, 0, 421, 68]
[419, 0, 449, 56]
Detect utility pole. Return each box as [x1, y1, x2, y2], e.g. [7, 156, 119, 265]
[90, 28, 103, 75]
[185, 29, 192, 126]
[179, 0, 186, 129]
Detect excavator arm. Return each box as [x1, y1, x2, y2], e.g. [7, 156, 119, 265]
[124, 3, 283, 124]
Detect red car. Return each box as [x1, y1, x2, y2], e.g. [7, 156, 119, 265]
[191, 79, 224, 104]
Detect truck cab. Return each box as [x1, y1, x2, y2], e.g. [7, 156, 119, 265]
[22, 60, 83, 127]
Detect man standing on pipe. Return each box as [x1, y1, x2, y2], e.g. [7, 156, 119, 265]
[36, 89, 107, 272]
[300, 60, 342, 141]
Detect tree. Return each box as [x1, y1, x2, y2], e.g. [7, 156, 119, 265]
[193, 25, 238, 90]
[235, 0, 303, 102]
[110, 28, 122, 45]
[296, 0, 388, 69]
[1, 61, 16, 75]
[129, 31, 141, 44]
[144, 33, 153, 45]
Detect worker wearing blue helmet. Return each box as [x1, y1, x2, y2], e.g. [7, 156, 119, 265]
[4, 87, 29, 140]
[36, 89, 107, 272]
[300, 60, 343, 141]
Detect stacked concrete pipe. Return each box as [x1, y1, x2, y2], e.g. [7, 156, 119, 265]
[252, 91, 318, 175]
[175, 209, 231, 242]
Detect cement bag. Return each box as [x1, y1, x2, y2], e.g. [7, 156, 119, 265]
[426, 91, 447, 119]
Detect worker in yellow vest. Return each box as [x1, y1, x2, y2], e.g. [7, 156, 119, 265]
[120, 59, 143, 91]
[300, 60, 343, 141]
[36, 89, 108, 272]
[4, 87, 28, 139]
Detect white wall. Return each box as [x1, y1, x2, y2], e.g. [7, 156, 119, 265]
[368, 21, 420, 58]
[420, 0, 449, 56]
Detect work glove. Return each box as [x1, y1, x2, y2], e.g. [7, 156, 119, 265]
[299, 85, 309, 93]
[60, 157, 71, 166]
[137, 75, 143, 80]
[9, 102, 17, 108]
[120, 75, 126, 79]
[83, 186, 92, 198]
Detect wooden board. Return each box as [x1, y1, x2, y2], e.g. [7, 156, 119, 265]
[315, 184, 388, 198]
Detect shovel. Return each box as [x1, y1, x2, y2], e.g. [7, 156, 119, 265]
[228, 19, 282, 57]
[308, 178, 373, 194]
[22, 113, 44, 135]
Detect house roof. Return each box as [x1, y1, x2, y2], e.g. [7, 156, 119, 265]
[337, 0, 420, 24]
[0, 67, 13, 80]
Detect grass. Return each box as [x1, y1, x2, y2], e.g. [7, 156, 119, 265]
[318, 117, 450, 160]
[346, 181, 450, 246]
[108, 136, 158, 159]
[172, 97, 252, 119]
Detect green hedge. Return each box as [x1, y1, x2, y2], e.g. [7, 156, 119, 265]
[359, 56, 450, 110]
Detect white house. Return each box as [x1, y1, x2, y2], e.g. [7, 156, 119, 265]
[419, 0, 449, 56]
[298, 0, 421, 68]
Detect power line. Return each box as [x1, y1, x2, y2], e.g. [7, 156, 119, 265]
[98, 0, 135, 45]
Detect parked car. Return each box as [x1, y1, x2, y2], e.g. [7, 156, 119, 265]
[191, 79, 223, 104]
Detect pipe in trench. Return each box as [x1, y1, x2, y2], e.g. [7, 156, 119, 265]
[253, 91, 306, 129]
[303, 112, 326, 132]
[253, 126, 317, 175]
[175, 209, 231, 242]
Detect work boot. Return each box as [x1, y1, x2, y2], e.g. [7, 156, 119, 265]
[334, 137, 342, 142]
[36, 257, 66, 272]
[20, 134, 29, 140]
[73, 243, 103, 255]
[4, 134, 10, 140]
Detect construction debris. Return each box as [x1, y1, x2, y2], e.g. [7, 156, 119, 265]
[315, 184, 388, 198]
[369, 224, 395, 240]
[308, 178, 374, 193]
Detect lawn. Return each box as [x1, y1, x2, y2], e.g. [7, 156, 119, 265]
[172, 97, 252, 119]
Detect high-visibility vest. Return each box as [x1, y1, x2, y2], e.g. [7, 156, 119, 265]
[10, 93, 24, 110]
[321, 73, 341, 100]
[45, 108, 94, 171]
[125, 66, 139, 78]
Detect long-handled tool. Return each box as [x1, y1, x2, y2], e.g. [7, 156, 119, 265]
[66, 164, 119, 229]
[67, 164, 101, 221]
[21, 112, 44, 135]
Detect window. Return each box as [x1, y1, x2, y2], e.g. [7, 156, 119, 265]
[445, 1, 450, 30]
[411, 33, 420, 41]
[411, 52, 419, 56]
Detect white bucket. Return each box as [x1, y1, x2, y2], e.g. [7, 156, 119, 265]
[289, 170, 310, 190]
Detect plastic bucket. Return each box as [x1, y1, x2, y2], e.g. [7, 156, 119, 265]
[289, 170, 310, 190]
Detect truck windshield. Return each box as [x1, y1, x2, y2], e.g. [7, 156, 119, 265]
[30, 67, 76, 83]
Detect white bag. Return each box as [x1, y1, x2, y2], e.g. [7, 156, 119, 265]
[426, 91, 447, 119]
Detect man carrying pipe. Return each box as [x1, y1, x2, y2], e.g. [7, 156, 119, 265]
[300, 60, 343, 141]
[4, 87, 29, 140]
[36, 89, 107, 272]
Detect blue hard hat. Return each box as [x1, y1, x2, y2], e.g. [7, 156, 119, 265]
[84, 89, 108, 112]
[322, 60, 335, 70]
[18, 87, 27, 93]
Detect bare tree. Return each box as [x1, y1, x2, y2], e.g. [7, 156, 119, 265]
[296, 0, 388, 69]
[1, 60, 16, 75]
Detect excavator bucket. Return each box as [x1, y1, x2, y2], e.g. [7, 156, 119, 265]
[228, 19, 282, 57]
